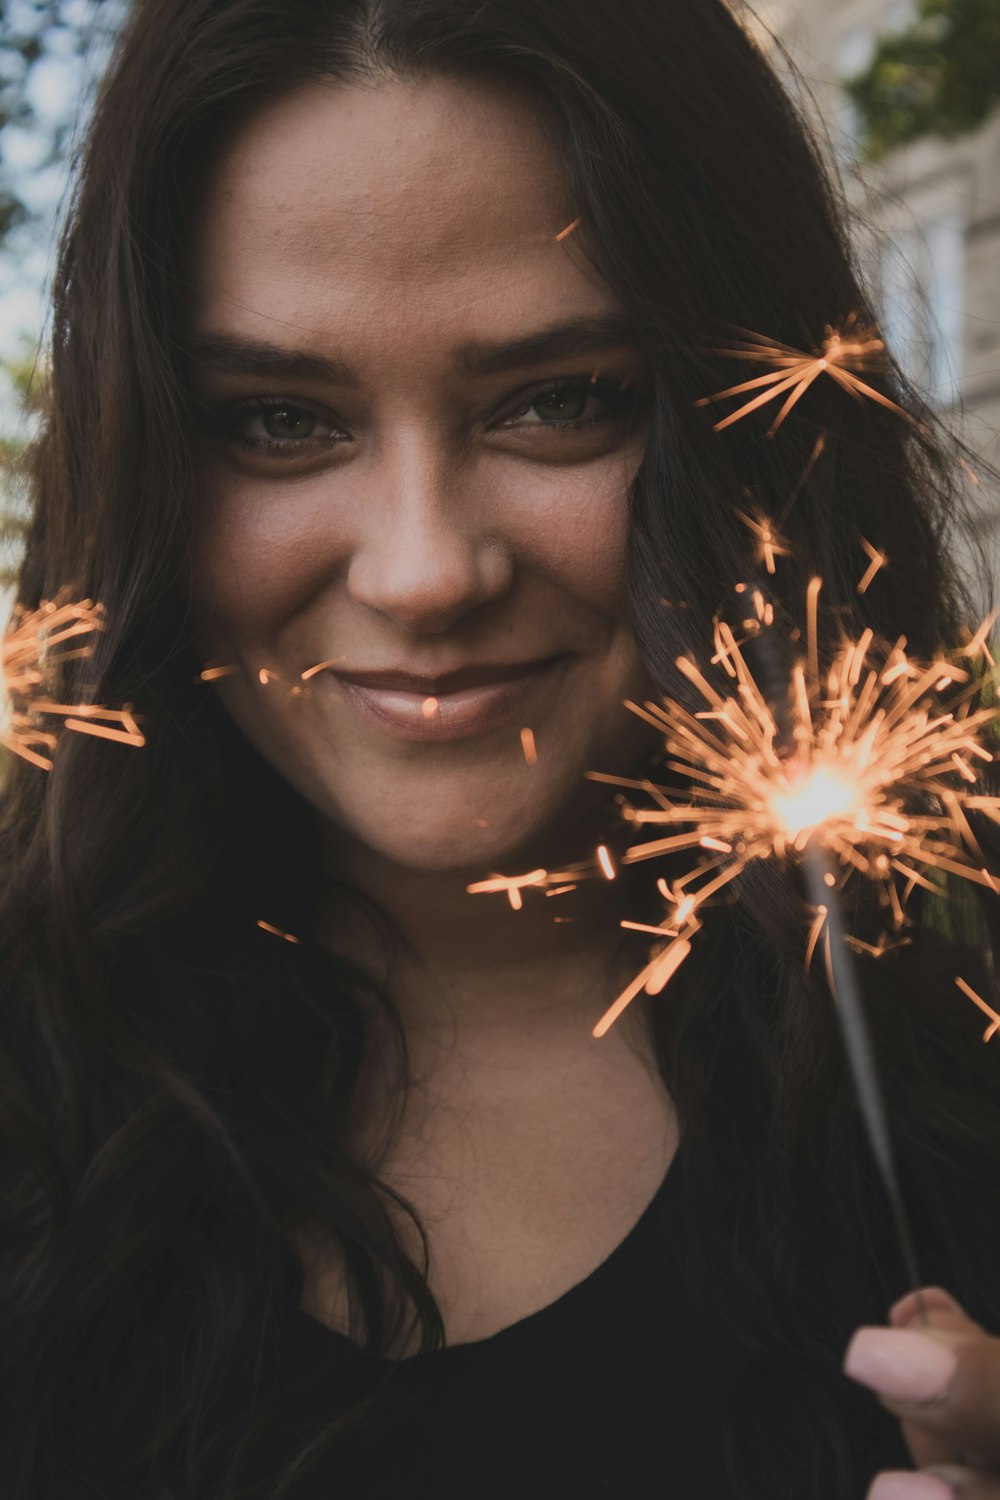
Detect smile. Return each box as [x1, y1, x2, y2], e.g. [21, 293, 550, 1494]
[325, 657, 566, 741]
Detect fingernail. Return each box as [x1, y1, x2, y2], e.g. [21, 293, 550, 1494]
[844, 1329, 958, 1403]
[869, 1473, 955, 1500]
[889, 1288, 967, 1325]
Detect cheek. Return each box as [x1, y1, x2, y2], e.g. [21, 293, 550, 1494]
[495, 457, 634, 611]
[187, 478, 355, 652]
[187, 439, 639, 652]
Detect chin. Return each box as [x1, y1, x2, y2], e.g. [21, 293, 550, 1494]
[331, 788, 581, 878]
[367, 821, 544, 878]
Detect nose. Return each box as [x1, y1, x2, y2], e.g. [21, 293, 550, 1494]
[346, 436, 513, 634]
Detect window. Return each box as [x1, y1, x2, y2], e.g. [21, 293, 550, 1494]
[879, 211, 966, 407]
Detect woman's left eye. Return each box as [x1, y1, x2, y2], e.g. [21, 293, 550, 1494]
[496, 378, 641, 433]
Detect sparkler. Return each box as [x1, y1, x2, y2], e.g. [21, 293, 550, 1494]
[469, 582, 1000, 1326]
[695, 313, 913, 436]
[1, 595, 145, 769]
[583, 588, 999, 1043]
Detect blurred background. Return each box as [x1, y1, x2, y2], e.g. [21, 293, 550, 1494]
[0, 0, 996, 606]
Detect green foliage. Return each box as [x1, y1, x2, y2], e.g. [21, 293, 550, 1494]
[845, 0, 1000, 161]
[0, 331, 47, 587]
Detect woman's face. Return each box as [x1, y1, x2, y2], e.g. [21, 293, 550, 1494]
[185, 72, 657, 877]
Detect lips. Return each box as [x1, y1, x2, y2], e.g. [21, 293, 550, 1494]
[330, 658, 560, 694]
[325, 656, 566, 741]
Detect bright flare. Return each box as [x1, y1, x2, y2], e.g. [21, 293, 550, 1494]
[770, 764, 860, 837]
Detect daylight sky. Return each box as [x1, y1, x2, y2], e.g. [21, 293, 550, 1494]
[0, 1, 121, 433]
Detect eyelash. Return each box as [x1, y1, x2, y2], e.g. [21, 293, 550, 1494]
[208, 377, 642, 460]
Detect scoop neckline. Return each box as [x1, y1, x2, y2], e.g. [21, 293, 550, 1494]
[293, 1131, 686, 1375]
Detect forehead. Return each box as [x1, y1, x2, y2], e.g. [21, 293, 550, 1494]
[186, 73, 614, 353]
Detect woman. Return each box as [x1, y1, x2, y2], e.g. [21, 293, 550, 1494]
[1, 0, 999, 1496]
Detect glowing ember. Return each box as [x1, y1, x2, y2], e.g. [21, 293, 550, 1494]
[300, 656, 346, 680]
[696, 313, 912, 437]
[734, 508, 790, 575]
[555, 216, 581, 242]
[1, 595, 145, 770]
[520, 726, 538, 764]
[257, 919, 301, 945]
[422, 696, 440, 719]
[467, 868, 548, 911]
[196, 664, 241, 682]
[857, 536, 887, 596]
[955, 977, 1000, 1042]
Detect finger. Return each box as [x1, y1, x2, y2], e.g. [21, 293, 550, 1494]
[868, 1469, 1000, 1500]
[889, 1289, 979, 1330]
[845, 1300, 1000, 1470]
[923, 1466, 1000, 1500]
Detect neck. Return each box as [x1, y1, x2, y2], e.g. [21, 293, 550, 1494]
[310, 813, 663, 1069]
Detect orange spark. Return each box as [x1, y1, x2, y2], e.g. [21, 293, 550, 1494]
[555, 216, 581, 241]
[257, 919, 301, 945]
[1, 595, 145, 769]
[695, 314, 912, 437]
[466, 868, 548, 910]
[520, 727, 538, 764]
[596, 844, 616, 880]
[197, 664, 241, 682]
[422, 696, 440, 719]
[64, 717, 145, 747]
[960, 610, 998, 667]
[857, 537, 887, 596]
[734, 508, 791, 575]
[301, 656, 346, 680]
[955, 976, 1000, 1043]
[805, 905, 828, 975]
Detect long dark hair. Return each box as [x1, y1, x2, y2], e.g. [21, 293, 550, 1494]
[2, 1, 999, 1496]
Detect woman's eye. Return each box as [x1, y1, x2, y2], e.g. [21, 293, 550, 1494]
[199, 377, 644, 465]
[497, 379, 641, 434]
[209, 399, 347, 458]
[256, 406, 319, 441]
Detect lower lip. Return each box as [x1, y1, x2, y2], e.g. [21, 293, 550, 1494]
[328, 659, 565, 741]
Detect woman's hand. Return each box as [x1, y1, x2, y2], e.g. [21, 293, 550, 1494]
[843, 1286, 1000, 1498]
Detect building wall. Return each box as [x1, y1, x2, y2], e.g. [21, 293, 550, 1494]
[738, 0, 1000, 612]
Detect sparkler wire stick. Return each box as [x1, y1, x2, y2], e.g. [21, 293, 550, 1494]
[801, 840, 929, 1330]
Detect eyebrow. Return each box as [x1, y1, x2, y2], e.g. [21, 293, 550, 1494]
[181, 312, 642, 386]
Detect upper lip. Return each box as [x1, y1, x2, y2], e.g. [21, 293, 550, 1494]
[328, 657, 560, 694]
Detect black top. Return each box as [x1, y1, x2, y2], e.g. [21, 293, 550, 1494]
[267, 1133, 913, 1498]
